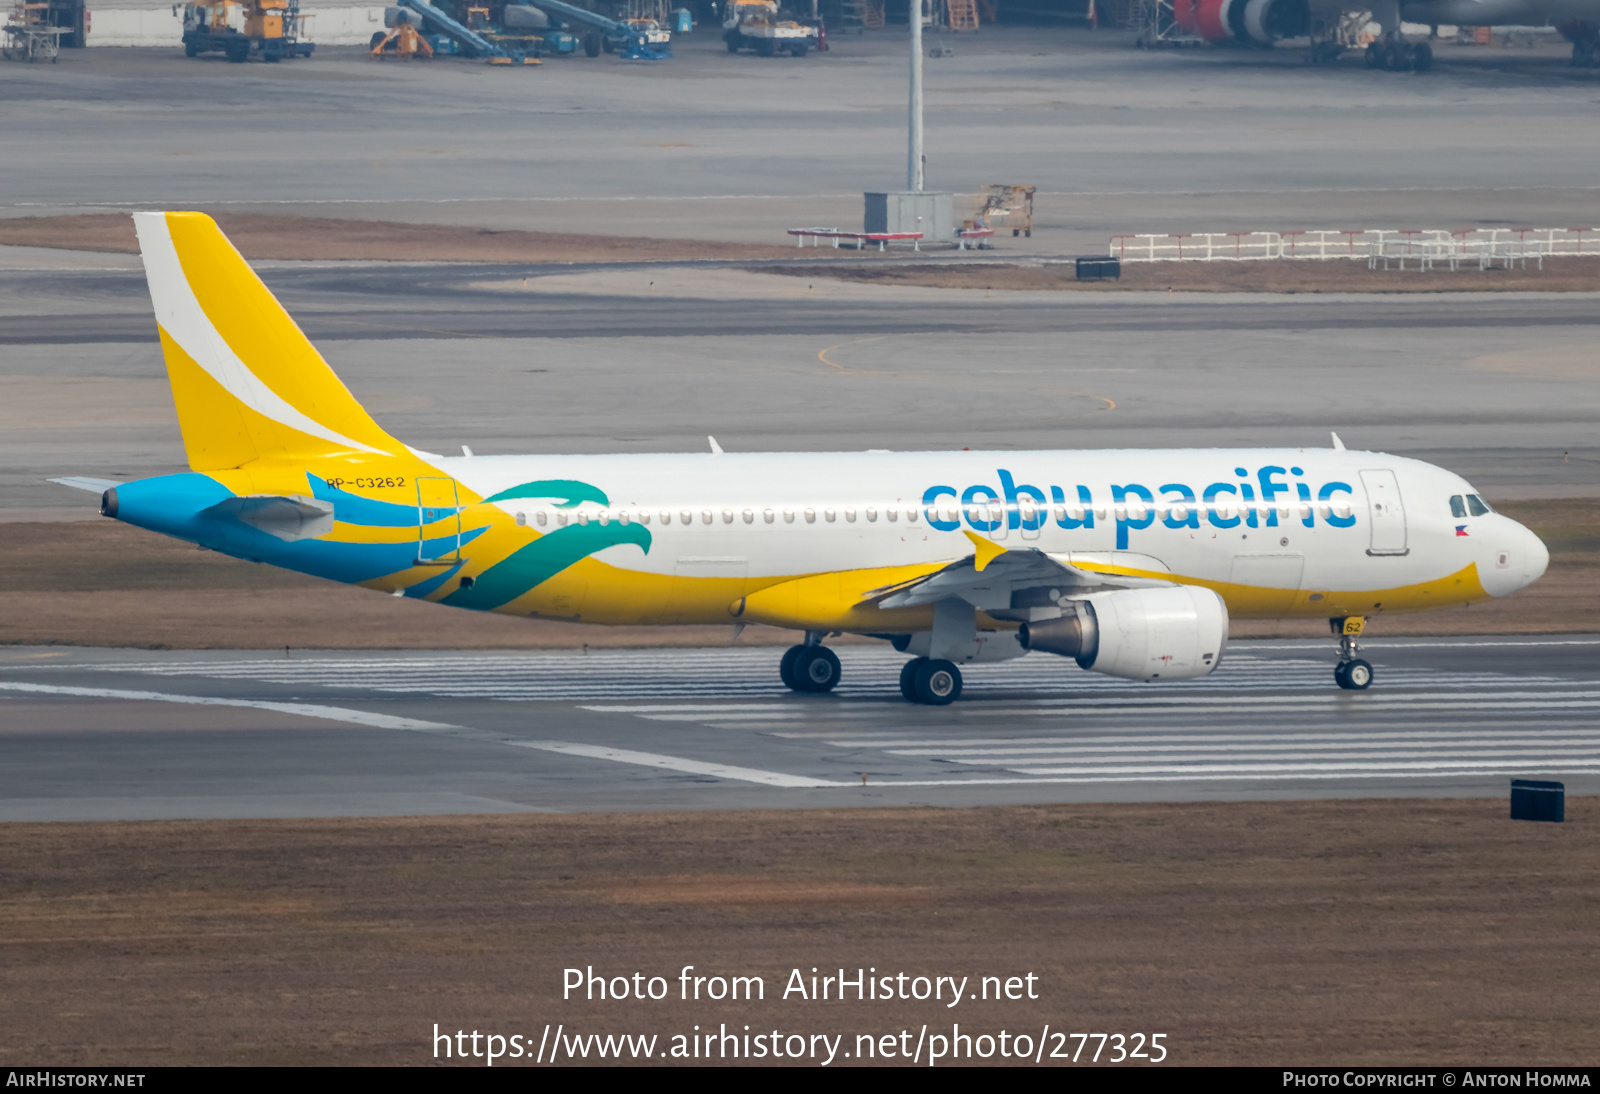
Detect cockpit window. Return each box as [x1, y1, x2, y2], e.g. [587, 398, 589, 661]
[1449, 495, 1467, 518]
[1466, 494, 1492, 516]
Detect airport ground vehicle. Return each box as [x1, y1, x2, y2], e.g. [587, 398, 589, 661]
[181, 0, 313, 61]
[1171, 0, 1598, 71]
[604, 16, 669, 50]
[525, 0, 670, 57]
[723, 0, 818, 55]
[66, 212, 1549, 706]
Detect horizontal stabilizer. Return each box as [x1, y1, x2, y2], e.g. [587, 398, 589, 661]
[203, 494, 335, 542]
[49, 476, 122, 494]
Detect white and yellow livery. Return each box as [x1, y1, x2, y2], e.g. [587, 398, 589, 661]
[61, 212, 1550, 704]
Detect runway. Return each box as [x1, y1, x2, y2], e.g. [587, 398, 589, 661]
[9, 264, 1600, 345]
[3, 33, 1597, 826]
[2, 637, 1595, 821]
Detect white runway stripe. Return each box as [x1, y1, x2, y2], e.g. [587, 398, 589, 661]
[0, 683, 843, 789]
[508, 741, 842, 788]
[0, 682, 456, 731]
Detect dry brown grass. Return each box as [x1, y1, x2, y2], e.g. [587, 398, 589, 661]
[2, 499, 1592, 649]
[0, 800, 1595, 1065]
[0, 213, 816, 265]
[760, 256, 1600, 294]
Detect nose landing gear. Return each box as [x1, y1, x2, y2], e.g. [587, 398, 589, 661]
[1331, 616, 1374, 690]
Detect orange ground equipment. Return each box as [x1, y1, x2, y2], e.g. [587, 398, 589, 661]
[369, 20, 433, 58]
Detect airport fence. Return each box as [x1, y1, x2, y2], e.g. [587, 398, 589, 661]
[1108, 227, 1600, 265]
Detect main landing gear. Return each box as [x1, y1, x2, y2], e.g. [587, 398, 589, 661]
[775, 638, 966, 705]
[899, 658, 963, 706]
[779, 633, 841, 693]
[1332, 616, 1374, 691]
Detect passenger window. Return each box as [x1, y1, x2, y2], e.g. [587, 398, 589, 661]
[1467, 495, 1492, 516]
[1449, 495, 1467, 519]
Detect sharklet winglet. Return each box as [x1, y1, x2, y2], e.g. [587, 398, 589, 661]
[963, 529, 1007, 573]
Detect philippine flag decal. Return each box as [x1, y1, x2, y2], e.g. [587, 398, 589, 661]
[1456, 525, 1470, 537]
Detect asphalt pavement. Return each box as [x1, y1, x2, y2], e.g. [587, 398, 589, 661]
[1, 637, 1596, 820]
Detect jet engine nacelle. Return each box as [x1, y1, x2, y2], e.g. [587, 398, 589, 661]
[1183, 0, 1308, 43]
[1018, 585, 1229, 682]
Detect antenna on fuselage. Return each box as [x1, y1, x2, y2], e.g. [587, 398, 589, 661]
[708, 436, 724, 455]
[1331, 432, 1346, 452]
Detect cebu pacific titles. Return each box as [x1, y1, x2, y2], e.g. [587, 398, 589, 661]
[55, 212, 1549, 705]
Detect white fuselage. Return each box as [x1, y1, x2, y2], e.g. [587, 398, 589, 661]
[432, 446, 1546, 620]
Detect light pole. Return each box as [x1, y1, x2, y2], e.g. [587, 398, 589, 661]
[907, 0, 923, 192]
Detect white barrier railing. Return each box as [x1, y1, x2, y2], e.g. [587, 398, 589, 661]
[1107, 232, 1282, 262]
[1110, 227, 1600, 264]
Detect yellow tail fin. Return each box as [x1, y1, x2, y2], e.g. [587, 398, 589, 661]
[133, 211, 405, 471]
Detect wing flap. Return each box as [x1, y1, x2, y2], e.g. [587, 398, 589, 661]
[872, 546, 1175, 611]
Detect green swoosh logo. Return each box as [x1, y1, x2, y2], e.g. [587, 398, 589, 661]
[441, 521, 652, 611]
[482, 479, 610, 509]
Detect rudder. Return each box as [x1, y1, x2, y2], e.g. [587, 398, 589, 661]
[134, 211, 404, 471]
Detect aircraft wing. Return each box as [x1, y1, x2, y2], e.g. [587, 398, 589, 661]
[867, 531, 1175, 611]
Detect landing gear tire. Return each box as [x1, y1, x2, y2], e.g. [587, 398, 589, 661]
[1335, 659, 1374, 690]
[899, 657, 926, 702]
[584, 32, 601, 57]
[779, 644, 805, 690]
[1411, 42, 1432, 72]
[912, 659, 962, 705]
[793, 645, 841, 693]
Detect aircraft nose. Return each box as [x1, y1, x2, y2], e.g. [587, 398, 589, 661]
[1519, 521, 1550, 587]
[1485, 518, 1548, 596]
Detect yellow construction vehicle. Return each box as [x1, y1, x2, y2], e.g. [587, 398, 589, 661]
[977, 183, 1035, 237]
[181, 0, 313, 62]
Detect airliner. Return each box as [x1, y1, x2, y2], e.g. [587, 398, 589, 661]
[1174, 0, 1600, 71]
[56, 212, 1549, 704]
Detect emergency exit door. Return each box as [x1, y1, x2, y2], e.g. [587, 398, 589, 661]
[1359, 469, 1408, 555]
